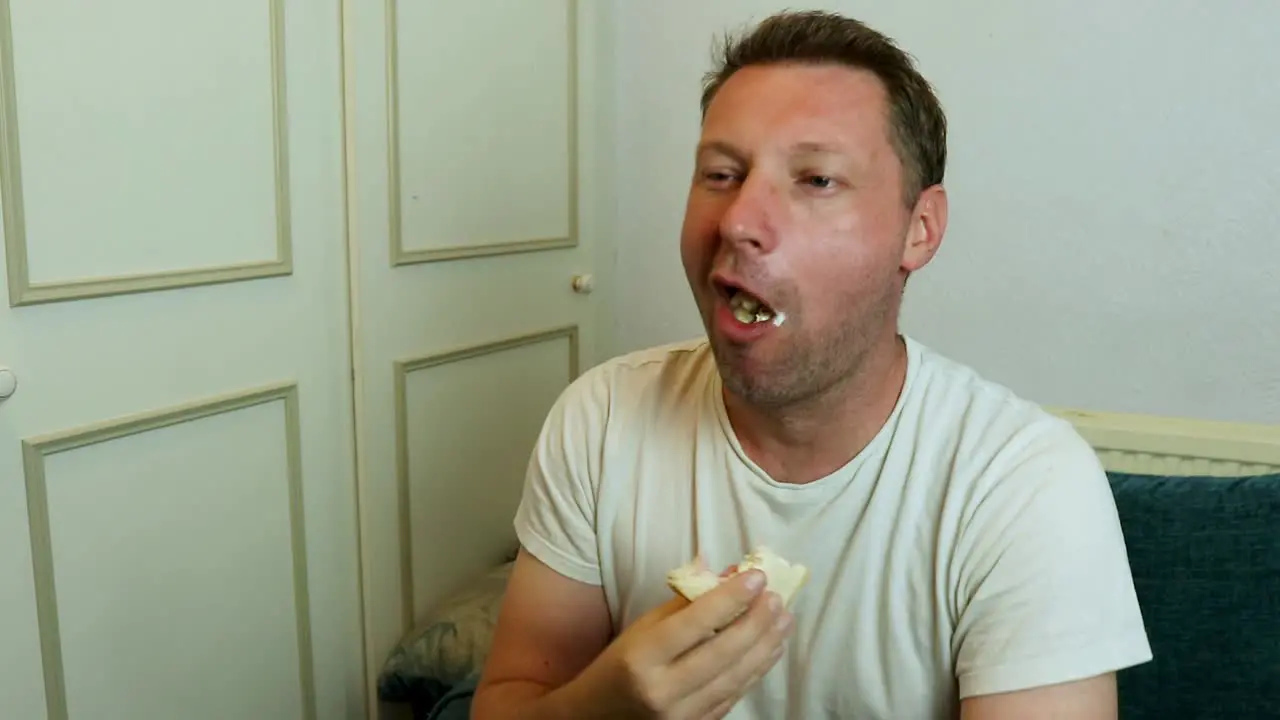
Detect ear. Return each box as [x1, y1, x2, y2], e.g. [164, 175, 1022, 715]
[901, 184, 948, 272]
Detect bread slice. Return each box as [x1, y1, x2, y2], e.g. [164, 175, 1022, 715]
[667, 546, 809, 608]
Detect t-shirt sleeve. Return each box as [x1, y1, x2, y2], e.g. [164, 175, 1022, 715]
[511, 369, 607, 587]
[952, 418, 1153, 698]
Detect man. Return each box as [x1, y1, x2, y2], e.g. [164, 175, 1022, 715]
[473, 10, 1151, 719]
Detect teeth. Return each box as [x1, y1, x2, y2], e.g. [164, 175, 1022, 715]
[730, 291, 775, 324]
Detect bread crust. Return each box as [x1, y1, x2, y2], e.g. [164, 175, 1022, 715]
[666, 547, 808, 606]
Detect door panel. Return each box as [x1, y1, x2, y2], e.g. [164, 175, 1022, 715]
[24, 386, 313, 720]
[388, 0, 575, 262]
[344, 0, 612, 709]
[0, 1, 363, 719]
[1, 0, 293, 306]
[398, 326, 578, 620]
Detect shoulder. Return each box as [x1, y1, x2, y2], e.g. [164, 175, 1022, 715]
[586, 337, 714, 387]
[901, 338, 1120, 560]
[523, 338, 714, 517]
[551, 337, 716, 425]
[904, 341, 1154, 695]
[514, 340, 717, 579]
[901, 336, 1099, 485]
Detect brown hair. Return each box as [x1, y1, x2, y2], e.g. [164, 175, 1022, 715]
[700, 11, 947, 206]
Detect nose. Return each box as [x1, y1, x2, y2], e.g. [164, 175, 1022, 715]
[718, 171, 780, 254]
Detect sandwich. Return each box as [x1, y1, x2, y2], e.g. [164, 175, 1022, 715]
[667, 545, 809, 608]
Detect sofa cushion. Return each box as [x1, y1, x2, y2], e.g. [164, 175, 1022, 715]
[378, 560, 514, 709]
[1107, 471, 1280, 719]
[419, 672, 480, 720]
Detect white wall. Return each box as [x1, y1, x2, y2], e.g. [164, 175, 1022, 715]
[607, 0, 1279, 425]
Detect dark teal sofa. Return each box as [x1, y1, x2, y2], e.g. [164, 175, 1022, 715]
[1108, 471, 1280, 718]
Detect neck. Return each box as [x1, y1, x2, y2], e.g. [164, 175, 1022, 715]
[723, 332, 909, 485]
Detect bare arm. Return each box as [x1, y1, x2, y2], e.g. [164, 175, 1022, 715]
[960, 673, 1117, 720]
[471, 548, 613, 719]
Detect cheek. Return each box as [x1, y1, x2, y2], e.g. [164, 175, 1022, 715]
[810, 208, 906, 282]
[679, 203, 720, 265]
[678, 221, 710, 283]
[792, 244, 895, 314]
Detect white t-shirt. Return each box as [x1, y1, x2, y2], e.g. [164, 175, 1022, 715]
[514, 335, 1152, 719]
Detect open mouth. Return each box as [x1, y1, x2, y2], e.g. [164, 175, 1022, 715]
[725, 286, 786, 327]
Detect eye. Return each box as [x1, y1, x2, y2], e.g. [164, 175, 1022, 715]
[802, 175, 836, 189]
[699, 169, 741, 189]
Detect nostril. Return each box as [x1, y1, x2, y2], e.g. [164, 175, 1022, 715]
[719, 217, 772, 252]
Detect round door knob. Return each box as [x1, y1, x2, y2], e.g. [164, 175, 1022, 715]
[571, 274, 594, 294]
[0, 367, 15, 401]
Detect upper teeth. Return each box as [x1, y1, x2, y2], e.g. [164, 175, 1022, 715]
[731, 292, 773, 324]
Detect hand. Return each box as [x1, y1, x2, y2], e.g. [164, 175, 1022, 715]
[570, 568, 794, 719]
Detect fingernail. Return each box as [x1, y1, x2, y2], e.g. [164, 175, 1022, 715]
[743, 570, 765, 592]
[767, 593, 782, 613]
[775, 611, 792, 631]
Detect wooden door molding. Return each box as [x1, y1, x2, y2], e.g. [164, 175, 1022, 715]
[0, 0, 294, 307]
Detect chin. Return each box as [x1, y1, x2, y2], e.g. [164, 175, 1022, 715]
[722, 375, 797, 409]
[713, 354, 787, 406]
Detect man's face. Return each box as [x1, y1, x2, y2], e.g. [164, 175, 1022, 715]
[680, 62, 943, 408]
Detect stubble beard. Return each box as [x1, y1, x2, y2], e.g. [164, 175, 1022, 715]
[712, 284, 898, 414]
[711, 311, 871, 412]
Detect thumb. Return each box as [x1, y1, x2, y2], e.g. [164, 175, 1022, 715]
[646, 569, 767, 661]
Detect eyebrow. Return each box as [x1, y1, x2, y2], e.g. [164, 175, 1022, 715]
[696, 139, 848, 162]
[789, 141, 844, 156]
[696, 140, 747, 163]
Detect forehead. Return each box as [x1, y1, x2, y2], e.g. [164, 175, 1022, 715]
[701, 62, 893, 158]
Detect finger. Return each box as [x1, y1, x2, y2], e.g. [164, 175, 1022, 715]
[670, 589, 787, 689]
[706, 696, 737, 719]
[646, 569, 768, 661]
[677, 616, 789, 719]
[625, 594, 691, 642]
[647, 594, 691, 622]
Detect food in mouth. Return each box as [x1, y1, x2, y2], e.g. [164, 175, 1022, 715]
[728, 288, 787, 327]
